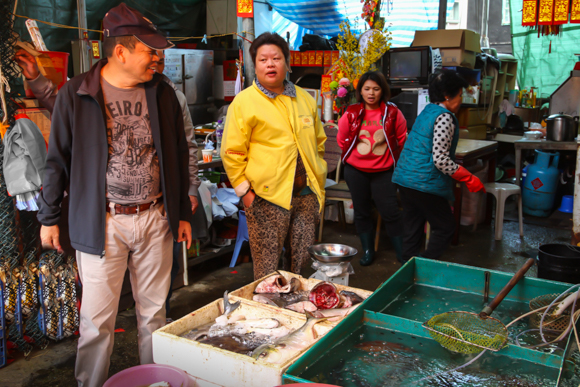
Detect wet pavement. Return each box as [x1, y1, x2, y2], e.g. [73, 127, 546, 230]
[3, 212, 573, 386]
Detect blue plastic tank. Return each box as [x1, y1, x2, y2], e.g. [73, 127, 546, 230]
[522, 150, 560, 217]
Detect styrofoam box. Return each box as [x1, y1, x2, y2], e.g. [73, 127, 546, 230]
[153, 298, 331, 387]
[229, 270, 373, 325]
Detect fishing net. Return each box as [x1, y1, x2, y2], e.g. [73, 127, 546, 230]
[529, 293, 572, 333]
[423, 311, 509, 354]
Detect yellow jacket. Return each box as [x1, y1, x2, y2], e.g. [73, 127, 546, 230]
[221, 82, 327, 211]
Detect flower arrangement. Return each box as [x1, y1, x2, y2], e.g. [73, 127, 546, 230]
[330, 77, 356, 115]
[335, 18, 391, 85]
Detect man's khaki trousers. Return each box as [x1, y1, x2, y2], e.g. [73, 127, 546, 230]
[75, 203, 172, 387]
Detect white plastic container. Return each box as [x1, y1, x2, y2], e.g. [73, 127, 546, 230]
[152, 298, 331, 387]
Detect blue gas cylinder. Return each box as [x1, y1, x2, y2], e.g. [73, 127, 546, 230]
[522, 150, 560, 217]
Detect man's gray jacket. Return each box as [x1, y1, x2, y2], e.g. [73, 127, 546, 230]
[37, 59, 192, 256]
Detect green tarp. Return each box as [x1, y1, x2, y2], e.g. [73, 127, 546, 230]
[510, 0, 580, 99]
[14, 0, 206, 67]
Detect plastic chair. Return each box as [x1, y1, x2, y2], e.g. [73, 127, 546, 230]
[481, 182, 524, 240]
[229, 210, 249, 267]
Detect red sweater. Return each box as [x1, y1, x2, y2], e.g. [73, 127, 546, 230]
[337, 107, 407, 172]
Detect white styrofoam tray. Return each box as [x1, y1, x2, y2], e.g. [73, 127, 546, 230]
[153, 298, 331, 387]
[229, 270, 373, 325]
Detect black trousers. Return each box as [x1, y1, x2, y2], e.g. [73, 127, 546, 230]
[343, 163, 402, 237]
[398, 185, 455, 261]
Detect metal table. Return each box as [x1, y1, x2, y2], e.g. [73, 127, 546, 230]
[453, 139, 498, 245]
[197, 158, 223, 170]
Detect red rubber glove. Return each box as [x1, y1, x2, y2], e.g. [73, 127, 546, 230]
[451, 165, 486, 193]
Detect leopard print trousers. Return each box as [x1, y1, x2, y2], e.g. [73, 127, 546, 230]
[245, 194, 320, 280]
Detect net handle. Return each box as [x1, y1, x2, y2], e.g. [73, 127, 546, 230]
[480, 258, 536, 318]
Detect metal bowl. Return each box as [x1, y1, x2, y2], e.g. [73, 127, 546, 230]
[308, 243, 358, 263]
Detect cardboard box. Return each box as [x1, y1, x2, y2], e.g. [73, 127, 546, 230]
[456, 107, 489, 126]
[412, 29, 481, 69]
[459, 125, 487, 140]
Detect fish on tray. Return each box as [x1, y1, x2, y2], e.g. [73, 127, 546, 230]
[252, 291, 309, 308]
[255, 273, 302, 294]
[251, 313, 327, 364]
[197, 335, 262, 356]
[181, 291, 292, 356]
[285, 301, 318, 313]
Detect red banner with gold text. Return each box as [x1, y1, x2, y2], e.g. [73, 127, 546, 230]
[553, 0, 569, 24]
[237, 0, 253, 17]
[572, 0, 580, 23]
[538, 0, 554, 25]
[522, 0, 538, 26]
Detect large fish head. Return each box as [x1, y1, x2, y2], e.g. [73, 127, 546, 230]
[251, 343, 285, 363]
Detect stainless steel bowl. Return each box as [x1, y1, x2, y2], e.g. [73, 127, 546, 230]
[308, 243, 358, 263]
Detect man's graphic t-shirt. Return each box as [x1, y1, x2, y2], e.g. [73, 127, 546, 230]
[101, 78, 161, 205]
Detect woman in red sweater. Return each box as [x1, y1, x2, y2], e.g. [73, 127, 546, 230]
[337, 71, 407, 265]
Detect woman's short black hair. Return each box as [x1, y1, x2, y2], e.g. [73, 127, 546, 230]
[249, 32, 290, 66]
[428, 69, 469, 103]
[356, 71, 391, 104]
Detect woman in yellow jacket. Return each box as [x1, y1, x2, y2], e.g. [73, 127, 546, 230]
[221, 33, 327, 280]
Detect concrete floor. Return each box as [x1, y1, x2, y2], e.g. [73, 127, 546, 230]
[4, 211, 573, 386]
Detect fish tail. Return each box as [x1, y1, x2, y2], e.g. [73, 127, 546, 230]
[223, 290, 241, 315]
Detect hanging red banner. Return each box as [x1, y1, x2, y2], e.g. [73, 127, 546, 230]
[553, 0, 569, 24]
[237, 0, 253, 17]
[522, 0, 538, 26]
[538, 0, 554, 25]
[572, 0, 580, 23]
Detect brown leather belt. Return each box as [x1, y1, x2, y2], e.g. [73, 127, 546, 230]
[106, 197, 162, 215]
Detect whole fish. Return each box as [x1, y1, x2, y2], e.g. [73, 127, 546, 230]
[285, 301, 318, 313]
[310, 304, 358, 321]
[255, 274, 302, 294]
[251, 313, 327, 364]
[182, 291, 241, 340]
[253, 291, 310, 308]
[252, 293, 288, 308]
[209, 318, 281, 337]
[197, 335, 261, 355]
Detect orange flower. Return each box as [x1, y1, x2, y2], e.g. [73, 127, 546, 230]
[353, 79, 359, 89]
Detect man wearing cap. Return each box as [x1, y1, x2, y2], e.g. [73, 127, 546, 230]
[37, 3, 192, 386]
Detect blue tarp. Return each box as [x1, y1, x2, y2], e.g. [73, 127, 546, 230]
[270, 0, 454, 49]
